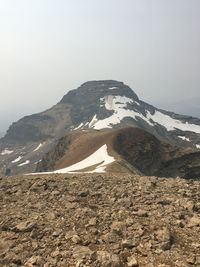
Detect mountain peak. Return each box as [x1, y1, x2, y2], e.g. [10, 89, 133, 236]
[80, 80, 124, 87]
[60, 80, 139, 104]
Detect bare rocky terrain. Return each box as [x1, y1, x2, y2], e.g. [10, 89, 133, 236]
[0, 173, 200, 267]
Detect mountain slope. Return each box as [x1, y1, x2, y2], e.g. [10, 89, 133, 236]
[0, 80, 200, 176]
[36, 128, 139, 175]
[35, 127, 200, 179]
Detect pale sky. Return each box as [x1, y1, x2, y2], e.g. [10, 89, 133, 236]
[0, 0, 200, 131]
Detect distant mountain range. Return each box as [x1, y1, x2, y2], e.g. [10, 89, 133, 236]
[0, 80, 200, 177]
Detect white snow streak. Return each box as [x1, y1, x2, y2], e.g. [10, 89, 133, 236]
[196, 144, 200, 149]
[18, 160, 30, 167]
[109, 87, 118, 90]
[88, 114, 98, 128]
[74, 123, 84, 130]
[33, 143, 43, 152]
[178, 136, 190, 142]
[134, 100, 140, 106]
[12, 156, 23, 163]
[1, 149, 14, 155]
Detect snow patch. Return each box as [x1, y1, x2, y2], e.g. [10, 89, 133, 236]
[72, 122, 89, 131]
[88, 114, 98, 128]
[33, 143, 43, 152]
[29, 144, 115, 174]
[18, 160, 30, 167]
[89, 96, 153, 130]
[134, 100, 140, 106]
[146, 111, 200, 133]
[109, 86, 118, 90]
[54, 144, 114, 173]
[178, 136, 190, 142]
[1, 149, 14, 155]
[34, 159, 41, 165]
[12, 156, 23, 163]
[74, 123, 84, 130]
[196, 144, 200, 149]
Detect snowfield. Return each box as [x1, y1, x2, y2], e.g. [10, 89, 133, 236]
[54, 144, 114, 173]
[146, 111, 200, 133]
[30, 144, 115, 174]
[89, 96, 154, 129]
[85, 95, 200, 133]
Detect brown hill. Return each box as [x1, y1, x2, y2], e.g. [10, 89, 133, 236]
[36, 127, 200, 179]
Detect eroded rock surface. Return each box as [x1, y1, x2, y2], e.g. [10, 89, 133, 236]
[0, 174, 200, 266]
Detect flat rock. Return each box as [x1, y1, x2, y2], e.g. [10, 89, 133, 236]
[155, 227, 172, 250]
[73, 246, 93, 260]
[97, 251, 123, 267]
[13, 221, 37, 233]
[127, 255, 139, 267]
[187, 216, 200, 227]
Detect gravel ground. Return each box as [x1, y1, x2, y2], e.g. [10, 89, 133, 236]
[0, 173, 200, 267]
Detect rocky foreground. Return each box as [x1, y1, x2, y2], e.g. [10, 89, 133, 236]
[0, 174, 200, 267]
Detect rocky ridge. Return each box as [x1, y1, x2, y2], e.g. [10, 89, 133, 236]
[36, 127, 200, 179]
[0, 173, 200, 266]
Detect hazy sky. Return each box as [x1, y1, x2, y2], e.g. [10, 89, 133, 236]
[0, 0, 200, 131]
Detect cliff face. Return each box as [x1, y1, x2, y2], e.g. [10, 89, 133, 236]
[36, 136, 71, 172]
[1, 104, 71, 145]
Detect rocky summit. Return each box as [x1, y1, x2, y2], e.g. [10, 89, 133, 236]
[0, 173, 200, 266]
[0, 80, 200, 176]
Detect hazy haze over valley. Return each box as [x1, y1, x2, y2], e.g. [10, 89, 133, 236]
[0, 0, 200, 131]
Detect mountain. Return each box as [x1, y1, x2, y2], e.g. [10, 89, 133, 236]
[0, 80, 200, 176]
